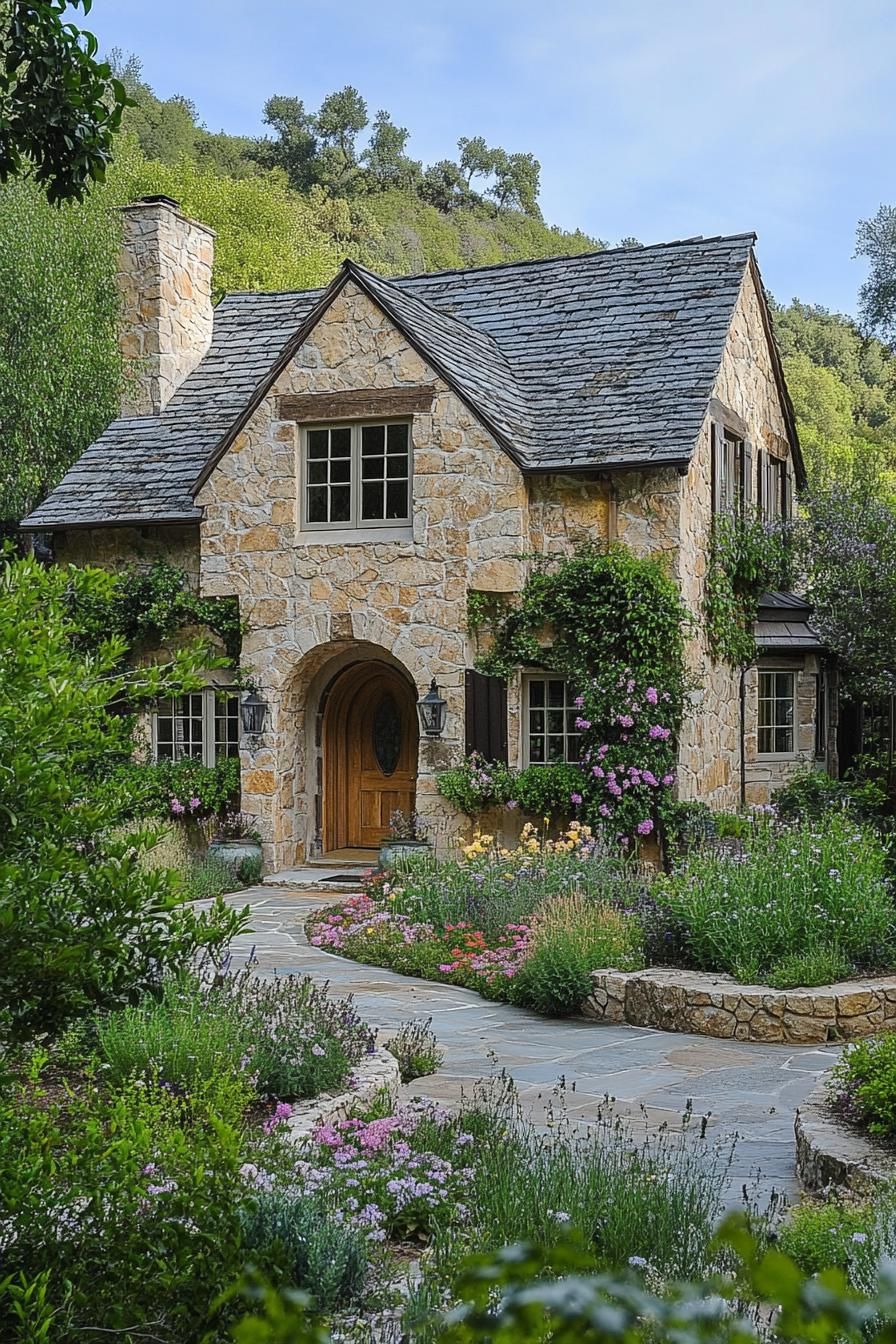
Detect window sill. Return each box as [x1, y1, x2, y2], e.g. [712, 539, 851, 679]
[295, 526, 414, 547]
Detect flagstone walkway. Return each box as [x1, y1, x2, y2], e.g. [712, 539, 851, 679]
[222, 885, 840, 1206]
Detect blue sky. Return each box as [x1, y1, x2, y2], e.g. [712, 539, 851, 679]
[88, 0, 895, 316]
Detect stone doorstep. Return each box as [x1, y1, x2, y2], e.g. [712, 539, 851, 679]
[583, 968, 896, 1046]
[795, 1081, 896, 1195]
[285, 1045, 401, 1140]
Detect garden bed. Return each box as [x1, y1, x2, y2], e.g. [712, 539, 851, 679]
[583, 968, 896, 1043]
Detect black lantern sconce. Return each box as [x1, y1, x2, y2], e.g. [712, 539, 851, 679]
[240, 689, 268, 739]
[417, 678, 447, 739]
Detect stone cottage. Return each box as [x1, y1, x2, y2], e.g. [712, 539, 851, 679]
[22, 195, 834, 871]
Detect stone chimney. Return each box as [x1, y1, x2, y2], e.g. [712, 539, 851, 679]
[117, 195, 214, 417]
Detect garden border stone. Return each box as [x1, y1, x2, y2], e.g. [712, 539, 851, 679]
[583, 967, 896, 1044]
[795, 1081, 896, 1194]
[285, 1044, 401, 1140]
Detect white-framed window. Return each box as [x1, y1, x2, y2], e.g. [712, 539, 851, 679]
[524, 676, 581, 765]
[153, 688, 240, 766]
[757, 671, 796, 755]
[302, 420, 412, 530]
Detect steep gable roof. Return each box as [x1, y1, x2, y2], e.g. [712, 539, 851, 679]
[23, 233, 793, 530]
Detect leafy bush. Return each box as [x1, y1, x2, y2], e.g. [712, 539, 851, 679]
[182, 854, 239, 901]
[656, 815, 894, 985]
[0, 556, 245, 1041]
[102, 755, 242, 826]
[774, 765, 891, 833]
[436, 754, 583, 819]
[778, 1198, 873, 1274]
[764, 946, 852, 989]
[384, 1018, 444, 1082]
[239, 1189, 368, 1313]
[95, 969, 375, 1107]
[510, 896, 644, 1016]
[831, 1033, 896, 1137]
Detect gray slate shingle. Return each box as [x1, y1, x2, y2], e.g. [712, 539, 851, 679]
[23, 234, 758, 529]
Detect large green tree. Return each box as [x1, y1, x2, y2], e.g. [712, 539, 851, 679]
[857, 204, 896, 343]
[0, 0, 128, 201]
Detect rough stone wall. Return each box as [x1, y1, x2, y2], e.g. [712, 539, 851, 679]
[676, 264, 797, 809]
[196, 282, 531, 870]
[118, 199, 214, 417]
[54, 524, 201, 589]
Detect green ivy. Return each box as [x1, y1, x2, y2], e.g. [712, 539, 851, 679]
[451, 546, 691, 841]
[704, 511, 793, 666]
[98, 756, 242, 826]
[68, 559, 242, 663]
[466, 590, 510, 637]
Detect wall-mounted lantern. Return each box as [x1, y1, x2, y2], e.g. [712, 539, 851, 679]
[417, 678, 447, 739]
[240, 689, 268, 738]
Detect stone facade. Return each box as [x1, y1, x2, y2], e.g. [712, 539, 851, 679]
[118, 198, 214, 417]
[584, 967, 896, 1044]
[49, 211, 824, 867]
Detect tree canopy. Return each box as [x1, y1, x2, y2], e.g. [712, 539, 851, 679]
[0, 1, 128, 202]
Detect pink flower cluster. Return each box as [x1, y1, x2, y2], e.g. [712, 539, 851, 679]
[577, 671, 677, 836]
[308, 895, 434, 950]
[169, 794, 202, 818]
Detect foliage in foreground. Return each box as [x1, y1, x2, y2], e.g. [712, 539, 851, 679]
[831, 1033, 896, 1139]
[0, 556, 243, 1040]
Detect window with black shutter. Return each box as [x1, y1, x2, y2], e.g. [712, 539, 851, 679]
[464, 669, 508, 763]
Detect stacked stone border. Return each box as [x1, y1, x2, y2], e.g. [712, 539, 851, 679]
[583, 968, 896, 1044]
[795, 1081, 896, 1194]
[286, 1044, 400, 1141]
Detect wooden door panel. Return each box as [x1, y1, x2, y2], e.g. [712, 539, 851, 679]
[324, 663, 418, 852]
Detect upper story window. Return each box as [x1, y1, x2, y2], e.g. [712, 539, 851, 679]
[525, 676, 581, 765]
[153, 688, 240, 767]
[303, 421, 411, 530]
[712, 424, 749, 516]
[761, 454, 791, 522]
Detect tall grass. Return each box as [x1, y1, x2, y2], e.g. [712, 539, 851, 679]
[510, 895, 644, 1016]
[656, 814, 894, 985]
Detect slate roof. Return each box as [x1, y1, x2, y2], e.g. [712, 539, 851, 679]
[754, 592, 825, 652]
[23, 232, 793, 530]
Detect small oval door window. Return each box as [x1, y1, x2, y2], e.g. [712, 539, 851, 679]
[373, 694, 401, 776]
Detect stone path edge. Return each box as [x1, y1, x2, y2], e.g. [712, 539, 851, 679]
[584, 968, 896, 1044]
[285, 1046, 400, 1141]
[795, 1081, 896, 1195]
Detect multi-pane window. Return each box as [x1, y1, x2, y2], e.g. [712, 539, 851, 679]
[757, 671, 795, 755]
[303, 421, 411, 529]
[525, 677, 581, 765]
[154, 688, 240, 766]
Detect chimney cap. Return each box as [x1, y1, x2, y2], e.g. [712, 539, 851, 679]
[131, 194, 181, 210]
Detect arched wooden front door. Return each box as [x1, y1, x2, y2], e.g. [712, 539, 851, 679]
[323, 662, 418, 853]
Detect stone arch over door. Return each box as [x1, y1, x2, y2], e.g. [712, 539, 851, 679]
[322, 660, 418, 853]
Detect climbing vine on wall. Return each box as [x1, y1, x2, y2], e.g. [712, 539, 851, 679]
[68, 559, 242, 663]
[703, 512, 793, 667]
[468, 544, 692, 840]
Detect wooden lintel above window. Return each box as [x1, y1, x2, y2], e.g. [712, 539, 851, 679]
[278, 386, 435, 423]
[708, 398, 749, 439]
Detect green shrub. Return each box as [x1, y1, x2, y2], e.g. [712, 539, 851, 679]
[764, 946, 852, 989]
[778, 1198, 872, 1274]
[831, 1033, 896, 1137]
[384, 1018, 444, 1081]
[0, 556, 245, 1042]
[182, 854, 237, 901]
[239, 1189, 368, 1313]
[656, 814, 894, 984]
[237, 854, 264, 886]
[95, 970, 375, 1108]
[510, 896, 643, 1016]
[774, 765, 890, 832]
[101, 755, 241, 826]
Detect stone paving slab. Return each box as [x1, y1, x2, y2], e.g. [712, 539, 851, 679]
[216, 886, 841, 1206]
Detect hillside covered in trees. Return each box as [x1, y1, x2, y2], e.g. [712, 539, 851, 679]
[3, 53, 896, 529]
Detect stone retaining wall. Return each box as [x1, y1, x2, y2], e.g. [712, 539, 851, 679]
[795, 1082, 896, 1194]
[286, 1044, 400, 1140]
[583, 967, 896, 1044]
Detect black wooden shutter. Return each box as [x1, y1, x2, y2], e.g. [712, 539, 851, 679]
[783, 460, 794, 520]
[464, 669, 508, 763]
[755, 447, 765, 517]
[741, 438, 753, 509]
